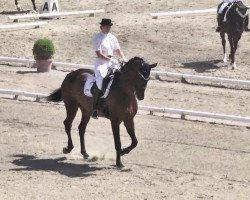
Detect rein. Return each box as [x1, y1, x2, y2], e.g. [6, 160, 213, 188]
[138, 72, 150, 81]
[236, 7, 249, 18]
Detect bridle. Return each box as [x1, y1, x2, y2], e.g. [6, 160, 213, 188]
[138, 61, 150, 81]
[236, 7, 249, 18]
[138, 71, 150, 81]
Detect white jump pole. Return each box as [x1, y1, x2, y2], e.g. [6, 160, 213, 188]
[139, 105, 250, 123]
[1, 56, 250, 86]
[0, 88, 249, 124]
[151, 8, 217, 19]
[0, 89, 47, 101]
[0, 56, 93, 69]
[8, 9, 105, 20]
[151, 71, 250, 86]
[0, 21, 48, 30]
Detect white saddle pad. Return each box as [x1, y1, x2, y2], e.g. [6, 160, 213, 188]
[83, 74, 114, 98]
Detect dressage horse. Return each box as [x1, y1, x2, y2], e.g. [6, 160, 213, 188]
[15, 0, 36, 11]
[218, 2, 249, 69]
[46, 57, 157, 168]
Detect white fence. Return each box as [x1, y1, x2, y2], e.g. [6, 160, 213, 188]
[0, 56, 93, 69]
[8, 9, 105, 20]
[1, 56, 250, 87]
[151, 8, 217, 19]
[151, 71, 250, 86]
[0, 21, 48, 30]
[0, 89, 249, 124]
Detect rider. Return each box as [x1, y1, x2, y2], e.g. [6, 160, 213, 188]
[216, 0, 250, 32]
[92, 18, 128, 119]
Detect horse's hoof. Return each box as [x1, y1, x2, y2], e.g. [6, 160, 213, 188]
[87, 156, 98, 162]
[116, 162, 124, 169]
[63, 147, 73, 154]
[83, 153, 90, 160]
[231, 63, 236, 70]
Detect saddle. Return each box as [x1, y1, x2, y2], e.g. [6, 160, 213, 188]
[84, 68, 117, 98]
[221, 2, 248, 22]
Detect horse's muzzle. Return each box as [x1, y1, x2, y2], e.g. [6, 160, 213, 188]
[136, 93, 144, 100]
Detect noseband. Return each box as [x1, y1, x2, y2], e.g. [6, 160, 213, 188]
[138, 61, 150, 81]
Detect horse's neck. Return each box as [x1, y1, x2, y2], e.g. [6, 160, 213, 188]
[115, 70, 136, 95]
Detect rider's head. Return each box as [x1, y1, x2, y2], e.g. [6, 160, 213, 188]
[100, 18, 113, 34]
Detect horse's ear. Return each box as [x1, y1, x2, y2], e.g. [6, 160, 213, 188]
[150, 63, 157, 68]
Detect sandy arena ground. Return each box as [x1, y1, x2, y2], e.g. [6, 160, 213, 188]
[0, 0, 250, 199]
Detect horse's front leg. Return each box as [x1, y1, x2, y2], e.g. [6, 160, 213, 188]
[228, 35, 237, 69]
[78, 111, 90, 159]
[220, 32, 227, 63]
[121, 118, 138, 156]
[111, 119, 123, 168]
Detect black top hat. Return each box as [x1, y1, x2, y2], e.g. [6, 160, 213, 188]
[100, 18, 113, 26]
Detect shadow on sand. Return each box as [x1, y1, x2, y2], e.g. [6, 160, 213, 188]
[16, 71, 38, 74]
[11, 154, 104, 178]
[180, 59, 225, 73]
[0, 10, 31, 15]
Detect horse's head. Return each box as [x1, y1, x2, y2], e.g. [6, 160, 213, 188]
[121, 57, 157, 100]
[229, 3, 249, 31]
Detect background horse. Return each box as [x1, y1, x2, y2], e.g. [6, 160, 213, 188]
[15, 0, 36, 11]
[218, 2, 248, 69]
[46, 57, 157, 168]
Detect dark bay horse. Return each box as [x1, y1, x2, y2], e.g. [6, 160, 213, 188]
[218, 2, 249, 69]
[46, 57, 157, 168]
[15, 0, 36, 11]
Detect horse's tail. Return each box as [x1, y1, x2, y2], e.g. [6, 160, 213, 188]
[46, 88, 62, 102]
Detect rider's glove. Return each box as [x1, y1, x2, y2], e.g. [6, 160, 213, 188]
[110, 57, 119, 65]
[122, 56, 128, 62]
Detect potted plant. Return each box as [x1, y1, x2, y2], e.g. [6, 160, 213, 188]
[32, 38, 55, 72]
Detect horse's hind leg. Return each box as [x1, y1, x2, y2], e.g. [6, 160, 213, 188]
[78, 109, 91, 159]
[31, 0, 37, 11]
[220, 32, 227, 63]
[15, 0, 21, 11]
[121, 118, 138, 156]
[63, 100, 78, 154]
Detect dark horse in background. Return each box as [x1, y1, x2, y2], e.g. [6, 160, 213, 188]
[15, 0, 36, 11]
[46, 57, 157, 168]
[217, 1, 249, 69]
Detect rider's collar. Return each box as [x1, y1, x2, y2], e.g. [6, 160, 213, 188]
[100, 32, 108, 37]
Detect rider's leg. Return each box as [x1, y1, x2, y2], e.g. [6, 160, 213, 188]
[216, 3, 229, 32]
[245, 15, 250, 32]
[92, 64, 107, 119]
[91, 85, 102, 119]
[216, 13, 224, 32]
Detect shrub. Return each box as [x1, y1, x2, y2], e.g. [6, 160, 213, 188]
[32, 38, 55, 60]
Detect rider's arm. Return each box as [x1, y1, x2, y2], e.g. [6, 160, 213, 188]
[115, 49, 128, 62]
[95, 51, 111, 61]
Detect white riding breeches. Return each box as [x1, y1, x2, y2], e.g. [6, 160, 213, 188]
[94, 58, 119, 90]
[218, 3, 229, 13]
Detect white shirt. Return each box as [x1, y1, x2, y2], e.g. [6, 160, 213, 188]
[223, 0, 243, 3]
[93, 32, 120, 57]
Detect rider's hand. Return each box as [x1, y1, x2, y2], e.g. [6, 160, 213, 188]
[110, 58, 119, 65]
[122, 56, 128, 62]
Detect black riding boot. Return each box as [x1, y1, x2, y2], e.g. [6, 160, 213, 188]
[92, 87, 102, 119]
[245, 15, 250, 32]
[216, 13, 224, 32]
